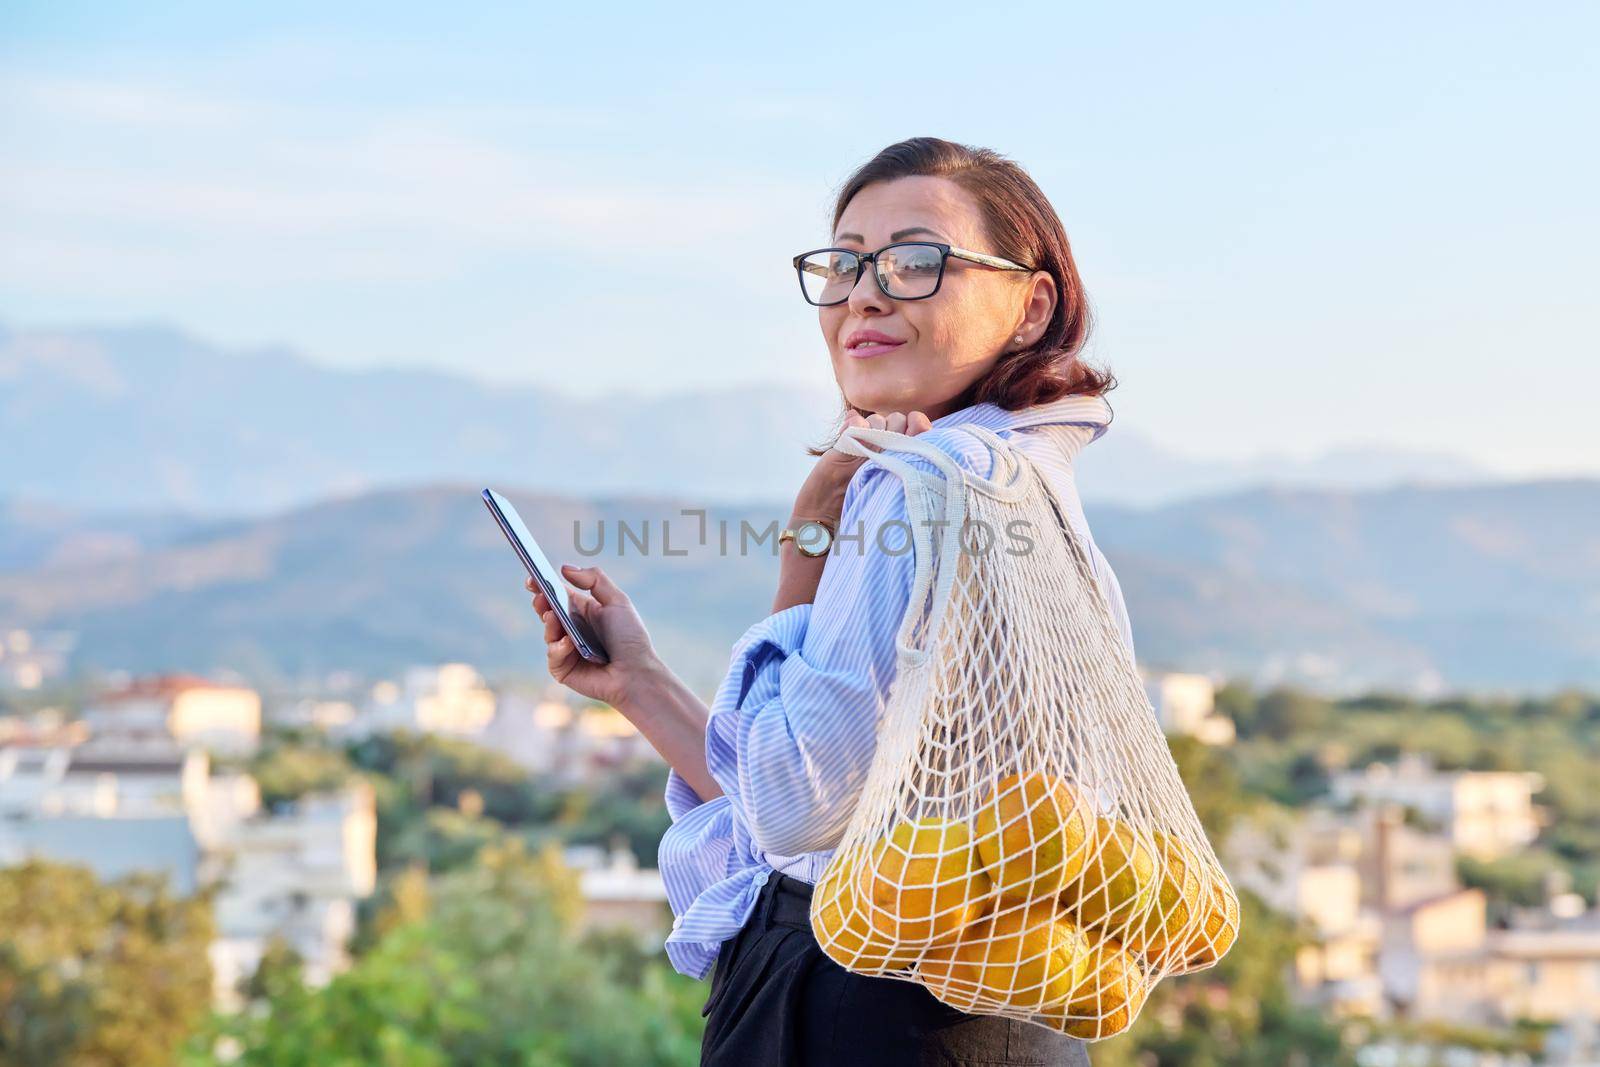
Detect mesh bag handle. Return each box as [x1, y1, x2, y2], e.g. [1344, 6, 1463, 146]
[830, 424, 974, 665]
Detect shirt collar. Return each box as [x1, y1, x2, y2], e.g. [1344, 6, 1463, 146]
[928, 392, 1114, 445]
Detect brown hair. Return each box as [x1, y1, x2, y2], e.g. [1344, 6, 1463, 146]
[805, 136, 1116, 456]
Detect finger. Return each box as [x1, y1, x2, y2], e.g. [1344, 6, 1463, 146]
[866, 412, 887, 430]
[908, 410, 932, 435]
[561, 563, 629, 607]
[548, 633, 574, 669]
[541, 607, 562, 644]
[568, 586, 599, 623]
[885, 411, 908, 434]
[834, 411, 874, 453]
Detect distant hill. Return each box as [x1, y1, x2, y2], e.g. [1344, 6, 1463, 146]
[0, 483, 791, 697]
[1, 477, 1594, 697]
[0, 321, 1496, 517]
[1091, 478, 1600, 695]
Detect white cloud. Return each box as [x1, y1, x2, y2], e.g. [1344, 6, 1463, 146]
[2, 76, 243, 128]
[0, 75, 817, 291]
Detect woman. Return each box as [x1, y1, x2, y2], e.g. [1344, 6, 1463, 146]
[529, 137, 1134, 1065]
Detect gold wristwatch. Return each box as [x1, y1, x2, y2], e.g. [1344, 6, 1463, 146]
[779, 517, 837, 558]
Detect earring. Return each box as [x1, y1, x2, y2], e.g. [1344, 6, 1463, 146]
[1014, 334, 1025, 349]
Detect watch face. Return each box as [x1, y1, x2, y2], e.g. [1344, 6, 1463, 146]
[796, 520, 833, 557]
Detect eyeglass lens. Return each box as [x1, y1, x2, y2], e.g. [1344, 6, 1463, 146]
[798, 244, 945, 305]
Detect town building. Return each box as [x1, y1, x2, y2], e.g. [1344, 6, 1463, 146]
[478, 690, 578, 774]
[562, 843, 669, 945]
[1330, 754, 1545, 858]
[1, 726, 374, 1010]
[269, 697, 358, 732]
[0, 739, 207, 819]
[478, 688, 655, 782]
[0, 628, 76, 690]
[207, 781, 378, 1007]
[344, 663, 496, 738]
[0, 707, 86, 747]
[1140, 669, 1235, 745]
[0, 813, 202, 893]
[1228, 773, 1600, 1056]
[82, 673, 261, 756]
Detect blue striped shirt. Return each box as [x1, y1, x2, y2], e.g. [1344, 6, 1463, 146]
[657, 394, 1135, 980]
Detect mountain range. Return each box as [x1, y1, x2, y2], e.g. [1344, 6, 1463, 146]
[1, 477, 1593, 698]
[3, 320, 1593, 698]
[1, 321, 1495, 517]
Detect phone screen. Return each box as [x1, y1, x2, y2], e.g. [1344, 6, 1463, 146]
[482, 489, 609, 663]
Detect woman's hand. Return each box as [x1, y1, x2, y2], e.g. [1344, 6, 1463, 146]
[792, 409, 935, 524]
[529, 564, 663, 713]
[770, 409, 934, 614]
[531, 565, 723, 802]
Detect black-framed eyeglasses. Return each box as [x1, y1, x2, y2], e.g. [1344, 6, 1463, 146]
[791, 241, 1035, 307]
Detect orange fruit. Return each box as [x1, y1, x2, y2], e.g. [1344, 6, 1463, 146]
[811, 853, 920, 973]
[973, 773, 1091, 905]
[918, 900, 1092, 1013]
[1059, 815, 1159, 939]
[1121, 829, 1206, 966]
[1173, 876, 1239, 972]
[1041, 932, 1150, 1040]
[859, 816, 993, 948]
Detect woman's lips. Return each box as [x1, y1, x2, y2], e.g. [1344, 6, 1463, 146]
[846, 341, 906, 359]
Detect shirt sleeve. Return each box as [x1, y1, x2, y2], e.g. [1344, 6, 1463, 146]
[664, 765, 710, 820]
[701, 429, 991, 857]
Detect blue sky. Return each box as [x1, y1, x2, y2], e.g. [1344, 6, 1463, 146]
[2, 2, 1595, 475]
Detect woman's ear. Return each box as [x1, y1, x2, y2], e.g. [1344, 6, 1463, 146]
[1021, 271, 1057, 337]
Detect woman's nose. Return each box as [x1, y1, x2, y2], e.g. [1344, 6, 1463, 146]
[845, 258, 889, 315]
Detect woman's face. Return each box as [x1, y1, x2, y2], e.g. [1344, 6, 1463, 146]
[820, 175, 1054, 421]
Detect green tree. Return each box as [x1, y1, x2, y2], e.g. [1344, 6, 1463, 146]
[1457, 851, 1562, 910]
[384, 806, 508, 874]
[188, 841, 704, 1067]
[0, 860, 215, 1067]
[353, 862, 433, 956]
[347, 731, 542, 824]
[1212, 679, 1258, 734]
[1167, 734, 1245, 834]
[1251, 687, 1333, 741]
[249, 742, 354, 808]
[533, 761, 673, 864]
[243, 936, 305, 1004]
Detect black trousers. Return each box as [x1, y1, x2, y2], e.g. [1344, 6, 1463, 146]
[699, 873, 1092, 1067]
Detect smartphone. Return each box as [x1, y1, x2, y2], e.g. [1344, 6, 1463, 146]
[482, 488, 610, 664]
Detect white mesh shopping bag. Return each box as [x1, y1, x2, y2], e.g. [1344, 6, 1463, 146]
[808, 422, 1239, 1041]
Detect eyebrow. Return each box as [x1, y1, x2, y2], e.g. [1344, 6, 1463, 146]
[833, 226, 948, 245]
